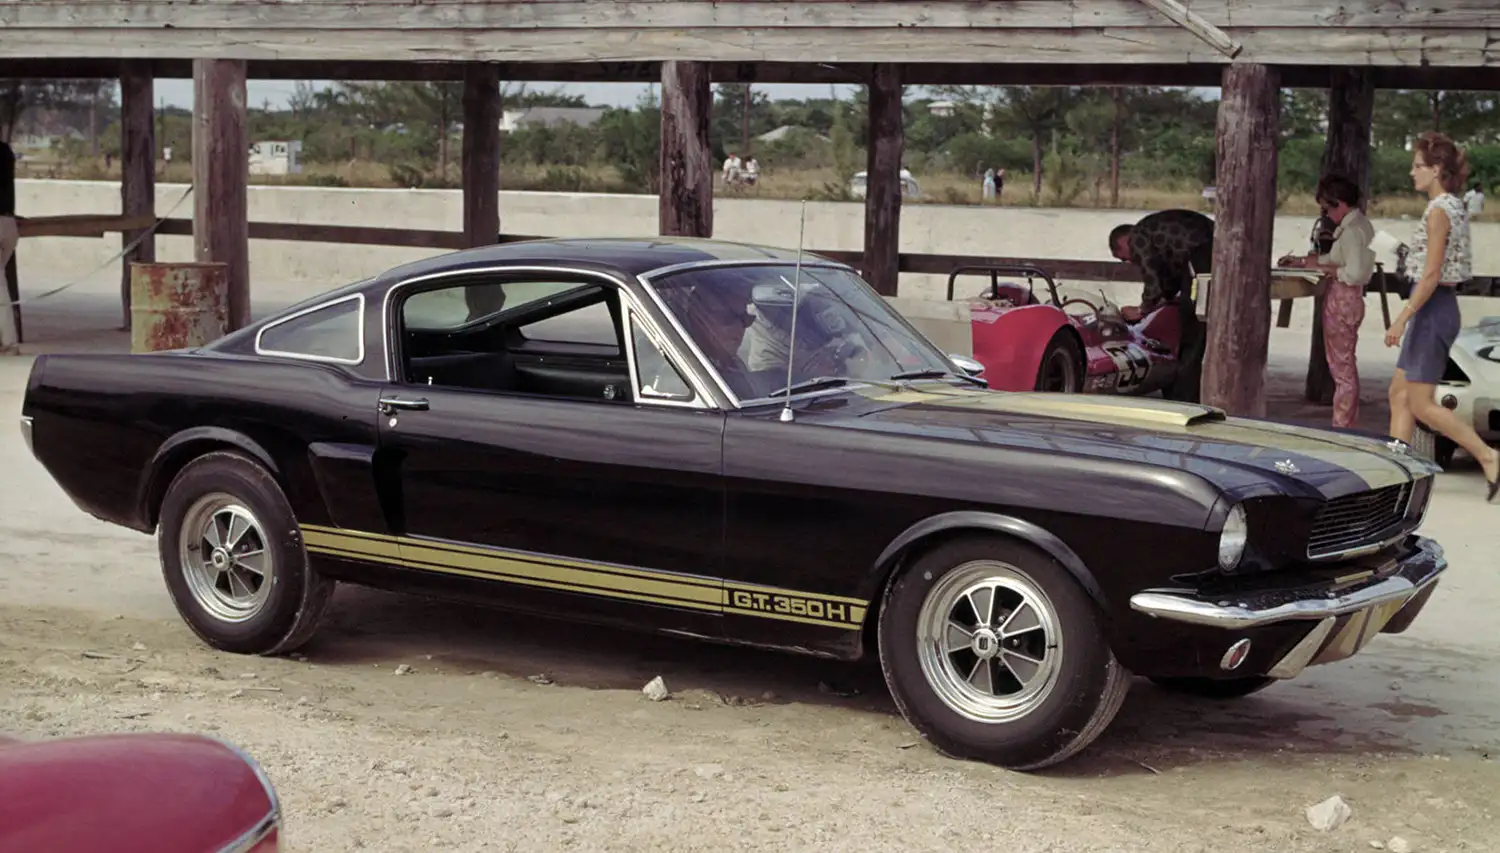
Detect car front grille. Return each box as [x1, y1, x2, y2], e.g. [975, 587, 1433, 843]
[1307, 482, 1414, 560]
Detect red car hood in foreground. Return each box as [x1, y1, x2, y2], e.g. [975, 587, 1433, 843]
[0, 732, 279, 853]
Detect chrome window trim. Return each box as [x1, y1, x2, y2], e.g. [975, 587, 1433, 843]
[622, 302, 704, 410]
[253, 292, 366, 366]
[639, 256, 855, 281]
[381, 264, 717, 410]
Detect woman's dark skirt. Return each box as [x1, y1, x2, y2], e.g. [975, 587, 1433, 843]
[1396, 284, 1461, 383]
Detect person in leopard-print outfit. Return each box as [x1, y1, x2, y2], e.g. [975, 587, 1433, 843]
[1108, 208, 1215, 402]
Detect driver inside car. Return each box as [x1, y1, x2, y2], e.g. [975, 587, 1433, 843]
[671, 278, 788, 400]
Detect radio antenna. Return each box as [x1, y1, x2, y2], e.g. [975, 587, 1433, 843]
[778, 199, 808, 424]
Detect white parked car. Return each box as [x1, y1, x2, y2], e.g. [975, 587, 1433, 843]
[1412, 316, 1500, 467]
[849, 169, 920, 199]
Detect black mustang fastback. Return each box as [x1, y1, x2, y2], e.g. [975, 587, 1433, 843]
[21, 237, 1446, 770]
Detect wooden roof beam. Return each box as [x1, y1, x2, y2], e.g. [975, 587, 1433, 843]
[1135, 0, 1242, 58]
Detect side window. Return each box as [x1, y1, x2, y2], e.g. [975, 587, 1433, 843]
[521, 301, 620, 349]
[257, 296, 362, 363]
[398, 276, 631, 403]
[630, 316, 694, 402]
[403, 280, 577, 331]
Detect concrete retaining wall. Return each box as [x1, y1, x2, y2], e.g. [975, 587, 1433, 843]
[14, 179, 1500, 333]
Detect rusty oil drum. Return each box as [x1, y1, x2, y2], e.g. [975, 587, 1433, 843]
[129, 262, 229, 353]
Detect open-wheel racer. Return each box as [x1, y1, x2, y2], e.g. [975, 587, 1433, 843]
[945, 264, 1184, 396]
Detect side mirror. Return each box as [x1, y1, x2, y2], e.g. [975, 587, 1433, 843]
[949, 353, 985, 376]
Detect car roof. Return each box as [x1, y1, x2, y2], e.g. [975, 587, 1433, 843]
[374, 236, 840, 284]
[204, 236, 848, 355]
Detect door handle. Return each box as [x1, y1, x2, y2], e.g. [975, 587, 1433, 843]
[379, 396, 429, 414]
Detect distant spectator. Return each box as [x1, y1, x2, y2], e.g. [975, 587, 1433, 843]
[722, 152, 742, 186]
[982, 166, 996, 200]
[1465, 182, 1484, 216]
[743, 156, 759, 187]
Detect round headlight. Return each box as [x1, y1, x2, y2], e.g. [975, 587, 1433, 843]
[1218, 503, 1247, 570]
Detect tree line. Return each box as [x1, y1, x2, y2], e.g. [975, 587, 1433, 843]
[5, 79, 1499, 206]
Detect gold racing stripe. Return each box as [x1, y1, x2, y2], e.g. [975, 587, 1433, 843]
[855, 386, 1410, 490]
[300, 524, 868, 631]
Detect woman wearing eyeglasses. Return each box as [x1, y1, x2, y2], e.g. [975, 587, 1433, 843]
[1385, 131, 1499, 500]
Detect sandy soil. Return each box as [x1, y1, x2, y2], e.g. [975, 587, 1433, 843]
[4, 285, 1499, 852]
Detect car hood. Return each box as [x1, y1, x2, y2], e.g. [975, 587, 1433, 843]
[819, 384, 1436, 500]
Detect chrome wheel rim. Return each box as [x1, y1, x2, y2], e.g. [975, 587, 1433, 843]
[915, 561, 1063, 724]
[178, 493, 273, 623]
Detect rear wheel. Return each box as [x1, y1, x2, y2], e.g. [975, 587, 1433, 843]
[1150, 675, 1277, 700]
[157, 450, 335, 655]
[1034, 330, 1084, 393]
[877, 535, 1130, 771]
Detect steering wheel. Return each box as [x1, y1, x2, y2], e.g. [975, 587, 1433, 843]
[1059, 297, 1100, 315]
[798, 336, 869, 378]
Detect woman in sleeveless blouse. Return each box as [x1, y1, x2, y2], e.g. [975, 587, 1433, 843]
[1385, 132, 1499, 500]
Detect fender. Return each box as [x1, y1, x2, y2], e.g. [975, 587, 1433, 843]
[866, 510, 1107, 608]
[136, 427, 282, 530]
[971, 304, 1075, 392]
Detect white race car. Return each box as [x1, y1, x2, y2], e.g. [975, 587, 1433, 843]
[1412, 316, 1500, 468]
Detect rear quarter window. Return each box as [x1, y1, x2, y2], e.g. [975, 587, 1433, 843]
[255, 294, 364, 363]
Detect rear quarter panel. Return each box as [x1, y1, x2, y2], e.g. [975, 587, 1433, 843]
[0, 732, 277, 853]
[23, 351, 382, 534]
[970, 304, 1073, 391]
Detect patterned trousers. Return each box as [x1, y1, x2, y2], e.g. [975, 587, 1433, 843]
[1322, 280, 1367, 429]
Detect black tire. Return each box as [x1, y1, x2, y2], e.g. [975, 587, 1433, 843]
[877, 535, 1130, 771]
[1034, 330, 1084, 393]
[157, 450, 335, 655]
[1149, 675, 1277, 700]
[1411, 424, 1456, 469]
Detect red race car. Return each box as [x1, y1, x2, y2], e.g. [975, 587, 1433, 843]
[0, 731, 281, 853]
[945, 264, 1184, 396]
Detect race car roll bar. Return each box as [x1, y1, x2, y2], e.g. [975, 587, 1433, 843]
[945, 263, 1062, 307]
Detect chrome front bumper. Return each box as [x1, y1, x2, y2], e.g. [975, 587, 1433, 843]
[1129, 536, 1446, 679]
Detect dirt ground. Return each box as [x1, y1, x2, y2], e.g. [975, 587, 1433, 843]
[4, 283, 1499, 852]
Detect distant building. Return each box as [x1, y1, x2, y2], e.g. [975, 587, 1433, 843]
[499, 107, 606, 132]
[249, 140, 303, 176]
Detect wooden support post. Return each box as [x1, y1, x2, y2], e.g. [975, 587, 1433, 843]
[1203, 63, 1280, 418]
[658, 60, 713, 238]
[863, 63, 903, 297]
[192, 59, 250, 331]
[1305, 68, 1375, 404]
[0, 139, 18, 347]
[120, 59, 156, 332]
[462, 63, 502, 248]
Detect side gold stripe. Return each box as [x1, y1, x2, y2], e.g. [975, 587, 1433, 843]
[301, 525, 869, 631]
[306, 544, 723, 615]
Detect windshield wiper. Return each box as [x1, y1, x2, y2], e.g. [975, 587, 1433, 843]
[889, 368, 986, 387]
[766, 376, 852, 398]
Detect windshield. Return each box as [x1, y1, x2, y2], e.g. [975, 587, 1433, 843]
[648, 262, 954, 402]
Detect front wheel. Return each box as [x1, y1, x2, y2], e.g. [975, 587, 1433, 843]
[877, 536, 1130, 771]
[1034, 330, 1084, 393]
[157, 450, 335, 655]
